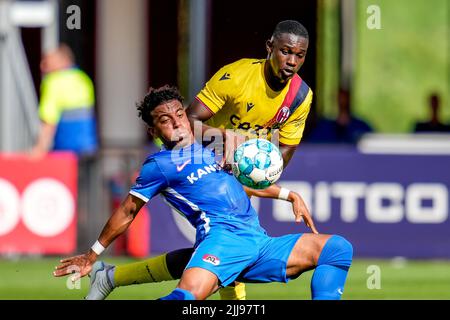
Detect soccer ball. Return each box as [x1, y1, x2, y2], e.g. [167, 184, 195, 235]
[231, 138, 284, 189]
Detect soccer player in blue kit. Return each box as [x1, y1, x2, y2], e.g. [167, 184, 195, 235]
[54, 86, 353, 300]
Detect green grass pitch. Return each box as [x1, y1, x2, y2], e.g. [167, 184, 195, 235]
[0, 257, 449, 300]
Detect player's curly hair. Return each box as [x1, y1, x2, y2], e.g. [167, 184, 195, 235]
[272, 20, 309, 40]
[136, 85, 184, 126]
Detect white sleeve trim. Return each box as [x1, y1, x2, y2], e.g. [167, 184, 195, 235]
[129, 190, 149, 202]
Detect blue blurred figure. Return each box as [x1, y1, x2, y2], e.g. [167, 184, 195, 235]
[308, 88, 373, 144]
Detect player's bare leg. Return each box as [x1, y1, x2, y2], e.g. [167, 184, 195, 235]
[286, 233, 332, 275]
[160, 267, 220, 300]
[286, 233, 353, 300]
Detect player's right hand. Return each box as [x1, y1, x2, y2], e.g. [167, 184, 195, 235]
[290, 191, 319, 234]
[52, 252, 97, 282]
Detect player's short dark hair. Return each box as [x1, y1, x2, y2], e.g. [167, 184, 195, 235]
[136, 85, 184, 126]
[272, 20, 309, 40]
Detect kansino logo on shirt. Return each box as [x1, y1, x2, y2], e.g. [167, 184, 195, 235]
[186, 164, 222, 184]
[202, 254, 221, 266]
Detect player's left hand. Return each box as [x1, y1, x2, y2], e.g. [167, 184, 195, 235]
[289, 191, 319, 234]
[52, 252, 96, 281]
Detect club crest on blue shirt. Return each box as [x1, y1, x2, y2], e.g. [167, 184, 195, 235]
[202, 254, 221, 266]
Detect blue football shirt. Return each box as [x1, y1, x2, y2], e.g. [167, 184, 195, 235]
[129, 142, 264, 245]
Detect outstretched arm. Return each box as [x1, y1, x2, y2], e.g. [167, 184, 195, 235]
[244, 184, 318, 234]
[53, 194, 146, 280]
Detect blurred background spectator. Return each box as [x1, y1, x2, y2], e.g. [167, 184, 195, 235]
[414, 93, 450, 133]
[307, 88, 373, 144]
[30, 44, 98, 157]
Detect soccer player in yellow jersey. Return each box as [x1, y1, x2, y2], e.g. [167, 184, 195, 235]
[189, 20, 312, 166]
[70, 20, 313, 300]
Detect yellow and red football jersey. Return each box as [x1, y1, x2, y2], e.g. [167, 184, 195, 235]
[196, 58, 313, 146]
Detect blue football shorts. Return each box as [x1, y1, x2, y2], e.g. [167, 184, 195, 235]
[185, 227, 303, 287]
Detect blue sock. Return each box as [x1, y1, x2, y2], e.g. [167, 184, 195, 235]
[159, 288, 195, 300]
[311, 235, 353, 300]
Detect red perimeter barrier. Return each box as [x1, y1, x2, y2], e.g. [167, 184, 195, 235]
[0, 152, 78, 255]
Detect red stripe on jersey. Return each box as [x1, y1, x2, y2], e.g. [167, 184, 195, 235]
[195, 96, 216, 115]
[263, 74, 302, 128]
[282, 74, 302, 109]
